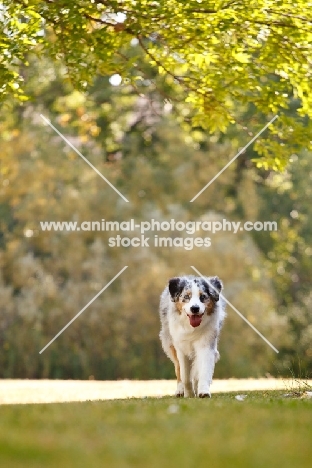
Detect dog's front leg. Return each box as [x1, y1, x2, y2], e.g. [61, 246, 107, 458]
[195, 346, 216, 398]
[176, 349, 193, 397]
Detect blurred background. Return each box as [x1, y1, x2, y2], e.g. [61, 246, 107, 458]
[1, 46, 311, 381]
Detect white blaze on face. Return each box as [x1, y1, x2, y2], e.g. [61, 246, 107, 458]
[191, 282, 206, 314]
[183, 282, 206, 322]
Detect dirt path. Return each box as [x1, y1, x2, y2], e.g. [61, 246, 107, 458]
[0, 378, 310, 405]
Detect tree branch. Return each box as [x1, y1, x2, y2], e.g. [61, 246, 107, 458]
[267, 9, 312, 24]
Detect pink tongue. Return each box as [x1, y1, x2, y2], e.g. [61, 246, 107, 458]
[189, 315, 202, 328]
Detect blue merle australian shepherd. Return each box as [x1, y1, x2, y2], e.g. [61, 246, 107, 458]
[159, 275, 225, 398]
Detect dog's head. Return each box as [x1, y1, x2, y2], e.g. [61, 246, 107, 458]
[168, 276, 222, 328]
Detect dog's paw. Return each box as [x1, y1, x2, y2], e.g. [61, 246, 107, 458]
[175, 382, 184, 397]
[198, 392, 211, 398]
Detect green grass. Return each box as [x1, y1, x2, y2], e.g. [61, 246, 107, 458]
[0, 391, 311, 468]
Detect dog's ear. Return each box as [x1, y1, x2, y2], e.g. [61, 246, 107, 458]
[206, 276, 223, 302]
[168, 277, 185, 302]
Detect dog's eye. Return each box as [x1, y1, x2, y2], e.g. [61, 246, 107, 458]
[183, 294, 191, 301]
[200, 294, 207, 302]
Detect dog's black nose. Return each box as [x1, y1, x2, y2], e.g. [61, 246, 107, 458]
[190, 305, 200, 314]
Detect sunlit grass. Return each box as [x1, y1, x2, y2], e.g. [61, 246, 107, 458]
[0, 391, 311, 468]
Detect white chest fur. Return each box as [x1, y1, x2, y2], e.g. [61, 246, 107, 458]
[168, 304, 218, 357]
